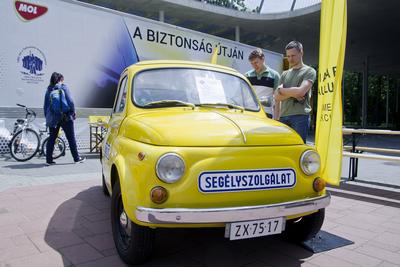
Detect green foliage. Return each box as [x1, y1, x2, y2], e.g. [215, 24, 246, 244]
[343, 71, 362, 126]
[310, 69, 399, 130]
[203, 0, 248, 11]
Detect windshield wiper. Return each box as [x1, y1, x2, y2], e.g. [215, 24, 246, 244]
[143, 100, 195, 109]
[198, 103, 245, 112]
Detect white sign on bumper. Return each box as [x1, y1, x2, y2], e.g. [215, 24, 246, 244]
[225, 217, 285, 240]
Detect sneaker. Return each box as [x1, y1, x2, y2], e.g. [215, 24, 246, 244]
[74, 157, 86, 163]
[46, 161, 56, 166]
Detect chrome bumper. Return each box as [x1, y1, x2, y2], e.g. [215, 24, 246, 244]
[135, 194, 330, 224]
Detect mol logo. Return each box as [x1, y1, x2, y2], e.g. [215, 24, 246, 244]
[15, 1, 48, 21]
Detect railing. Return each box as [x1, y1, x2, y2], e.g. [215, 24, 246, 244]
[342, 128, 400, 181]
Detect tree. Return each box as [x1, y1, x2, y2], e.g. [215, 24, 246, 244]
[202, 0, 248, 12]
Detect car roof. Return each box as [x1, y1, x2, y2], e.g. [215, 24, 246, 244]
[126, 60, 238, 73]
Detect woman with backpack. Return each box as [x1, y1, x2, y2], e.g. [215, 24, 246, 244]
[43, 72, 85, 165]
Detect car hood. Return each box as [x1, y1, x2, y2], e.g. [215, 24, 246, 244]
[121, 109, 303, 146]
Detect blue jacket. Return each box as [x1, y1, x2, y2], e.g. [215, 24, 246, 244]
[43, 84, 75, 128]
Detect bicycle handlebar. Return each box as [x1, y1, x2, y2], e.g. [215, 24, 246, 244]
[16, 103, 36, 120]
[28, 109, 37, 119]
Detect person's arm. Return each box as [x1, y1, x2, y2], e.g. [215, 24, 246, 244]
[274, 99, 280, 120]
[62, 84, 75, 114]
[274, 85, 291, 101]
[273, 71, 280, 91]
[43, 91, 49, 117]
[278, 79, 313, 99]
[272, 71, 281, 120]
[274, 71, 289, 101]
[277, 68, 316, 100]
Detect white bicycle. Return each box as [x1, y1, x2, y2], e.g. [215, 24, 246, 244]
[9, 104, 66, 162]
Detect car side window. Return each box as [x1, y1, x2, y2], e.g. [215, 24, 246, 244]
[113, 76, 128, 113]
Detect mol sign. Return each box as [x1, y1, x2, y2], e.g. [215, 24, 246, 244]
[15, 1, 48, 21]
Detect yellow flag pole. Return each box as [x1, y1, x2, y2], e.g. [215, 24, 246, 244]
[315, 0, 347, 185]
[211, 44, 220, 64]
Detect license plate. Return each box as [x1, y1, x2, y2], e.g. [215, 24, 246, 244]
[226, 218, 285, 240]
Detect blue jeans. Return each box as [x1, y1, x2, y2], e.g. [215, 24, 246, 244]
[46, 119, 79, 162]
[280, 114, 310, 143]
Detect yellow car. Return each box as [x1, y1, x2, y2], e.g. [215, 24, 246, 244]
[101, 60, 330, 265]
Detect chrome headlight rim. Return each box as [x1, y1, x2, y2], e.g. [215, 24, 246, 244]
[156, 152, 185, 183]
[300, 150, 320, 176]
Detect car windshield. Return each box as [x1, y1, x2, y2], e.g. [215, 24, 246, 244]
[132, 68, 260, 111]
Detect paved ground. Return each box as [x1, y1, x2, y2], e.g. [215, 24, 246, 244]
[0, 151, 100, 192]
[0, 152, 399, 266]
[309, 133, 400, 187]
[341, 157, 400, 187]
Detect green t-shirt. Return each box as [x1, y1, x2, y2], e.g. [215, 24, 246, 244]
[279, 65, 316, 117]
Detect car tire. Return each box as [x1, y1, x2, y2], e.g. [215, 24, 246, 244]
[283, 208, 325, 243]
[111, 181, 154, 265]
[102, 173, 110, 197]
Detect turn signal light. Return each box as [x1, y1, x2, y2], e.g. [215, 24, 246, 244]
[138, 152, 146, 161]
[313, 177, 326, 192]
[150, 186, 168, 204]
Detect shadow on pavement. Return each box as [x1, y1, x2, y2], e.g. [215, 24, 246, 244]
[44, 186, 114, 266]
[45, 186, 318, 266]
[2, 163, 48, 169]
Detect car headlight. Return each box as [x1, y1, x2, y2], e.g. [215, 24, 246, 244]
[300, 150, 320, 175]
[156, 153, 185, 183]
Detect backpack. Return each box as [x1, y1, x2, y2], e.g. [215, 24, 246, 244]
[49, 88, 70, 115]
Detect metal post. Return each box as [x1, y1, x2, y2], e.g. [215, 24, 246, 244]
[258, 0, 265, 13]
[89, 125, 93, 152]
[351, 134, 356, 180]
[348, 133, 360, 181]
[396, 78, 399, 114]
[342, 71, 345, 123]
[396, 78, 400, 128]
[386, 76, 390, 127]
[362, 57, 369, 128]
[290, 0, 297, 11]
[159, 10, 164, 22]
[235, 25, 240, 42]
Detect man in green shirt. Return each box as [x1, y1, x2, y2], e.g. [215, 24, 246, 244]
[245, 49, 280, 119]
[274, 41, 316, 142]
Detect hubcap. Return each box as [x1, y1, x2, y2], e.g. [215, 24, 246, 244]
[120, 211, 128, 228]
[116, 196, 132, 250]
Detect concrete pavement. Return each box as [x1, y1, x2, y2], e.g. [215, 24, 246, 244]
[0, 154, 399, 266]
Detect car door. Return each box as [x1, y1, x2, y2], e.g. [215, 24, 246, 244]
[102, 73, 128, 184]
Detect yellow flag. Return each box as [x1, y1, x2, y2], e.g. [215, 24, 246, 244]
[315, 0, 347, 185]
[211, 44, 220, 64]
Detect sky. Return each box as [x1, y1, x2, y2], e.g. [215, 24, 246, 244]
[242, 0, 321, 13]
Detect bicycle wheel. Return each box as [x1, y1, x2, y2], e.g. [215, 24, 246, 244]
[42, 137, 66, 159]
[9, 128, 40, 161]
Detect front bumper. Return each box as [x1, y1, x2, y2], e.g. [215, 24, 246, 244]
[136, 193, 330, 224]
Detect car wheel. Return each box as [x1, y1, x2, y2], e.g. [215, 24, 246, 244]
[283, 208, 325, 243]
[111, 181, 154, 265]
[102, 173, 110, 197]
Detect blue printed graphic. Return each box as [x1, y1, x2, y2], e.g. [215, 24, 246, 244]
[17, 46, 47, 84]
[86, 18, 139, 108]
[22, 52, 43, 75]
